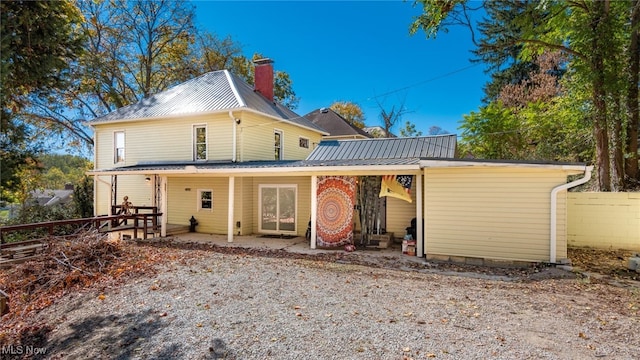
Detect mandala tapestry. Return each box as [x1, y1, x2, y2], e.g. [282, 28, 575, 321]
[316, 176, 356, 248]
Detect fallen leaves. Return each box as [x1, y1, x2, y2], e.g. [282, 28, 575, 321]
[0, 230, 165, 345]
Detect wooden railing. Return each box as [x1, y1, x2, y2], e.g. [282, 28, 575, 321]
[0, 212, 163, 244]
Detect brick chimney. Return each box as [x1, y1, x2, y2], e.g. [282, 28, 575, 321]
[254, 58, 274, 102]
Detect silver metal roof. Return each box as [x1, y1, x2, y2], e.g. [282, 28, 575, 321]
[306, 135, 457, 161]
[88, 70, 326, 133]
[91, 158, 422, 173]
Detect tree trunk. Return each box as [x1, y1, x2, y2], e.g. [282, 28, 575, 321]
[612, 97, 625, 190]
[626, 1, 640, 184]
[592, 0, 612, 191]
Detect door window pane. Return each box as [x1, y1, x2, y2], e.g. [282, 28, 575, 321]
[260, 185, 296, 233]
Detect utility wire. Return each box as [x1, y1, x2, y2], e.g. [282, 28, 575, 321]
[365, 63, 482, 101]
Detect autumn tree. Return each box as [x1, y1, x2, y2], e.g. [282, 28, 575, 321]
[411, 0, 640, 190]
[0, 0, 84, 199]
[19, 0, 300, 153]
[330, 101, 366, 128]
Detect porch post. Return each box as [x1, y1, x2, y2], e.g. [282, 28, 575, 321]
[160, 175, 168, 237]
[416, 172, 424, 257]
[310, 175, 318, 249]
[227, 176, 235, 243]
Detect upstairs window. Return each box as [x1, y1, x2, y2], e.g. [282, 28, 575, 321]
[274, 129, 283, 160]
[299, 137, 309, 149]
[193, 125, 207, 160]
[114, 131, 125, 164]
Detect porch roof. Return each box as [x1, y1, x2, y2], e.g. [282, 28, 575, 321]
[89, 158, 425, 176]
[89, 157, 589, 176]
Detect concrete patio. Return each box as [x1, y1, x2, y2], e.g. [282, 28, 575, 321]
[165, 232, 426, 264]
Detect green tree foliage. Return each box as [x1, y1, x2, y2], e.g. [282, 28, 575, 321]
[411, 0, 640, 190]
[0, 1, 84, 198]
[74, 176, 94, 218]
[399, 121, 424, 137]
[39, 154, 93, 190]
[459, 102, 525, 159]
[330, 101, 366, 128]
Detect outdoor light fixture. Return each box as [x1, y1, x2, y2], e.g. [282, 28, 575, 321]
[145, 177, 151, 182]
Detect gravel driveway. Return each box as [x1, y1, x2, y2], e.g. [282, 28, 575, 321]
[30, 249, 640, 359]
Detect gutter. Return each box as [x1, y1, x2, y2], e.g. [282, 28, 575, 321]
[549, 165, 593, 263]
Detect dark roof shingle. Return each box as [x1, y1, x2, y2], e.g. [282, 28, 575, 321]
[304, 108, 372, 138]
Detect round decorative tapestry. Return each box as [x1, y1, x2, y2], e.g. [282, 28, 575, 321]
[316, 176, 356, 248]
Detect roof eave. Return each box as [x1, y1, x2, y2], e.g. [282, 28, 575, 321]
[88, 163, 420, 176]
[420, 159, 590, 172]
[241, 108, 330, 136]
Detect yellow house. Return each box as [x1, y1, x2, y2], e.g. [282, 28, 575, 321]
[89, 60, 592, 264]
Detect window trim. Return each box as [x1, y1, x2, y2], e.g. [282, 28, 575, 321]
[258, 184, 298, 234]
[274, 129, 283, 160]
[193, 124, 208, 161]
[299, 136, 309, 149]
[197, 189, 213, 211]
[114, 130, 125, 164]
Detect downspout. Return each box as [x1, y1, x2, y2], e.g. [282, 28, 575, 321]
[229, 111, 238, 162]
[549, 166, 593, 263]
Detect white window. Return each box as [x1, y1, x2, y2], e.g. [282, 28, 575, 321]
[198, 189, 213, 211]
[274, 129, 283, 160]
[299, 137, 309, 149]
[114, 131, 125, 164]
[259, 184, 297, 233]
[193, 125, 207, 161]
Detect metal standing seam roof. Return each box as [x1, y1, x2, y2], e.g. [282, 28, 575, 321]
[306, 134, 457, 161]
[89, 158, 424, 174]
[87, 70, 327, 134]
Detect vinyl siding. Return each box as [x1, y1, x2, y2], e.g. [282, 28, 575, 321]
[239, 113, 323, 161]
[167, 177, 230, 234]
[93, 113, 235, 169]
[239, 177, 254, 235]
[424, 167, 570, 262]
[94, 175, 151, 216]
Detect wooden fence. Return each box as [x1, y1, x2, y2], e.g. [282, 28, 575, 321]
[0, 209, 162, 244]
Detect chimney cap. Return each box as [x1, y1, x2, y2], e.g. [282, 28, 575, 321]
[253, 58, 274, 65]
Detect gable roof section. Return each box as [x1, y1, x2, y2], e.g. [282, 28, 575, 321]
[88, 70, 327, 133]
[362, 126, 396, 138]
[306, 134, 457, 161]
[304, 108, 372, 138]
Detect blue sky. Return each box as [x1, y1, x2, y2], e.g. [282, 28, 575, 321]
[194, 1, 488, 135]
